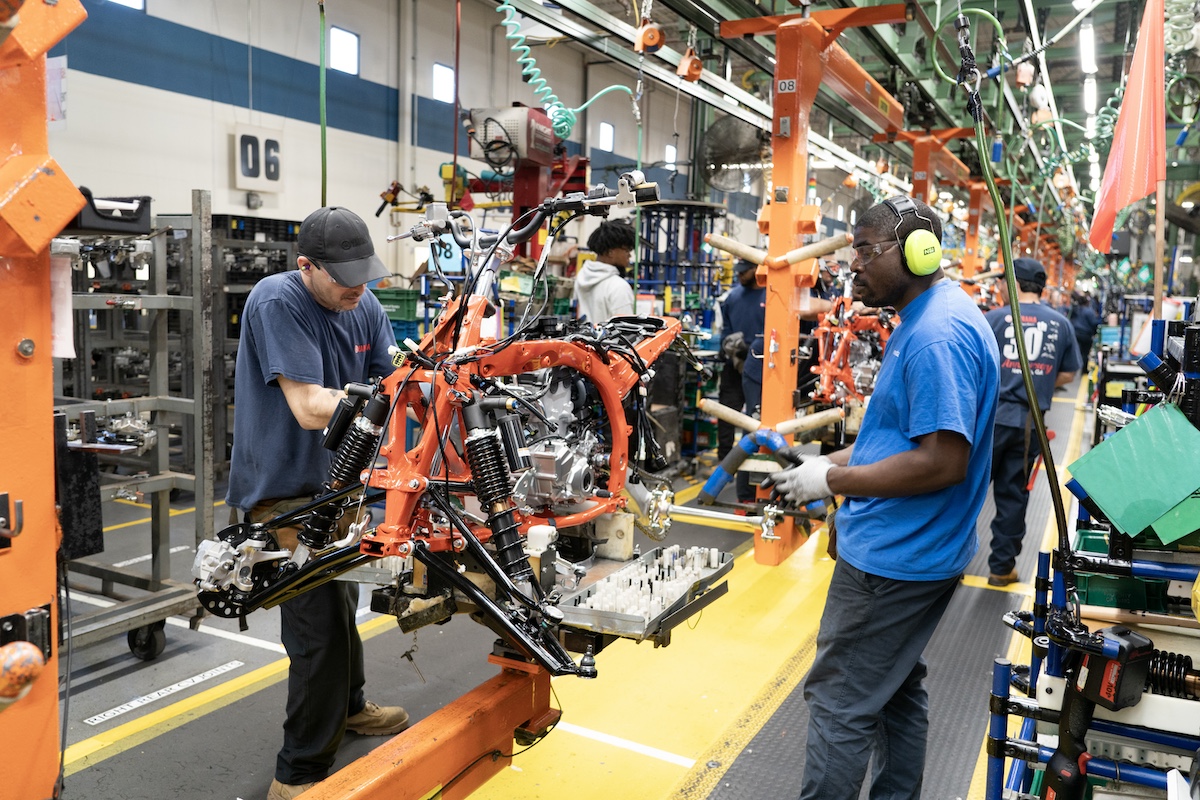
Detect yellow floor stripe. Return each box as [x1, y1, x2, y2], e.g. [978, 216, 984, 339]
[668, 623, 820, 799]
[965, 379, 1091, 797]
[472, 533, 836, 800]
[102, 500, 226, 533]
[960, 574, 1033, 596]
[674, 481, 704, 505]
[63, 615, 395, 774]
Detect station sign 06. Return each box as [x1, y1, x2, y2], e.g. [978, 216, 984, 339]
[234, 125, 285, 193]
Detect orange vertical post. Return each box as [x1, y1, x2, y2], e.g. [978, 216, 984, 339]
[0, 3, 87, 798]
[964, 181, 987, 280]
[910, 139, 934, 205]
[723, 6, 908, 565]
[753, 17, 825, 565]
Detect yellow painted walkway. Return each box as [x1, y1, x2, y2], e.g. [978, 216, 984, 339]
[473, 533, 837, 799]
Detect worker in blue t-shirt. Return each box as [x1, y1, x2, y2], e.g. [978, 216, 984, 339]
[227, 206, 409, 800]
[983, 258, 1081, 586]
[762, 196, 1000, 797]
[718, 259, 766, 502]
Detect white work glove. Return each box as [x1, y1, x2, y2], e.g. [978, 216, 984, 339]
[761, 455, 835, 505]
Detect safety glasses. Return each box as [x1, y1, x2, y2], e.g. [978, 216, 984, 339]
[852, 241, 898, 267]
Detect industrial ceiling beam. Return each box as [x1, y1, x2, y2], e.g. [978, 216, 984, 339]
[502, 0, 770, 128]
[1019, 0, 1079, 195]
[503, 0, 913, 194]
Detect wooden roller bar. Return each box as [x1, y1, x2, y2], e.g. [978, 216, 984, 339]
[767, 232, 852, 269]
[703, 233, 767, 265]
[699, 399, 845, 437]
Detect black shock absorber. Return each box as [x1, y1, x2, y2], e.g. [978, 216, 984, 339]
[1148, 650, 1200, 699]
[328, 393, 391, 490]
[298, 392, 390, 550]
[462, 397, 534, 584]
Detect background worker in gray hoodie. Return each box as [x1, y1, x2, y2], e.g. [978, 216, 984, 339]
[573, 219, 636, 323]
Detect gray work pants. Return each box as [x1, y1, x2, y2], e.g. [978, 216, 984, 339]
[800, 560, 960, 799]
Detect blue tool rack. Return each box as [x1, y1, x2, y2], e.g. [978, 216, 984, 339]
[634, 201, 727, 329]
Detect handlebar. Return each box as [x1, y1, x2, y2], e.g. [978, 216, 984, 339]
[389, 171, 660, 249]
[507, 170, 659, 245]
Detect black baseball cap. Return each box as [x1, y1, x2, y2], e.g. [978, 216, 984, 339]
[1011, 257, 1047, 287]
[735, 258, 757, 275]
[298, 206, 389, 287]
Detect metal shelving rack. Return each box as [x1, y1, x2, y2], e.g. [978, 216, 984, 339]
[211, 234, 296, 472]
[634, 201, 726, 326]
[54, 189, 214, 658]
[635, 202, 727, 460]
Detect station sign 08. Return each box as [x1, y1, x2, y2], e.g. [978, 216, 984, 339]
[234, 124, 285, 193]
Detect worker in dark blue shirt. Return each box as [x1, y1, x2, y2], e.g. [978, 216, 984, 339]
[983, 258, 1081, 586]
[1069, 291, 1100, 368]
[718, 259, 765, 503]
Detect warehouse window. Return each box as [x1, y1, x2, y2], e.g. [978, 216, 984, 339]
[329, 27, 360, 76]
[837, 204, 844, 222]
[598, 122, 615, 152]
[108, 0, 144, 8]
[665, 144, 677, 170]
[432, 63, 455, 103]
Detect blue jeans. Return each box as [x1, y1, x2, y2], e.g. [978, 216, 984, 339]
[800, 560, 960, 799]
[988, 423, 1042, 575]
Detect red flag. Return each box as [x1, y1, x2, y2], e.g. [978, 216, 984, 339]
[1088, 0, 1166, 253]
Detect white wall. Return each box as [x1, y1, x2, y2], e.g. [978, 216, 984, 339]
[145, 0, 399, 87]
[47, 0, 732, 278]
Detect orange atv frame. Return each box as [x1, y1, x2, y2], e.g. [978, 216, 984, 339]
[810, 296, 894, 406]
[362, 294, 681, 559]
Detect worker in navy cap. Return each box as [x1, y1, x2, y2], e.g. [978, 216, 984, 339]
[227, 206, 409, 800]
[982, 256, 1081, 586]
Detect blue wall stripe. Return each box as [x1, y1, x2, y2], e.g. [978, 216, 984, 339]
[413, 95, 471, 155]
[709, 187, 762, 219]
[51, 0, 398, 141]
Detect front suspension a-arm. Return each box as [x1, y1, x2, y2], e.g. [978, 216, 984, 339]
[198, 543, 373, 617]
[412, 542, 580, 676]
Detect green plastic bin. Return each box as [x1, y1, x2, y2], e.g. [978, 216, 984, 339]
[372, 288, 419, 322]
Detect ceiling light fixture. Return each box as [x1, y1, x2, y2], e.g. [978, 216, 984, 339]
[1083, 76, 1098, 114]
[1079, 20, 1098, 75]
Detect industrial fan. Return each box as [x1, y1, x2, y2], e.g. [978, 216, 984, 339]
[696, 114, 771, 192]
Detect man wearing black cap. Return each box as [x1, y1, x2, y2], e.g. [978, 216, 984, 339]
[717, 258, 765, 503]
[227, 206, 408, 800]
[983, 257, 1081, 586]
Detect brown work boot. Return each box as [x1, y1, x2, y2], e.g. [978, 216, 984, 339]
[266, 778, 318, 800]
[346, 700, 410, 735]
[987, 569, 1020, 587]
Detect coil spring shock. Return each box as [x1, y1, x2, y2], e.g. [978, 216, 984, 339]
[465, 427, 534, 583]
[301, 393, 389, 549]
[330, 394, 390, 491]
[328, 419, 381, 491]
[1147, 649, 1200, 699]
[466, 431, 510, 508]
